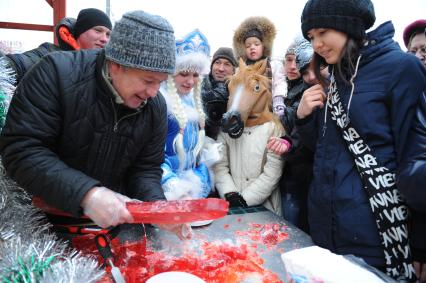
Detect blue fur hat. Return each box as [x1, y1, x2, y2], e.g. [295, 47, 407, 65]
[175, 29, 211, 75]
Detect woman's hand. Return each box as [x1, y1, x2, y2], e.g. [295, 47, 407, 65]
[296, 84, 326, 119]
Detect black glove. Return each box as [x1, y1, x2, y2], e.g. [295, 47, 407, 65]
[205, 100, 227, 126]
[225, 192, 248, 208]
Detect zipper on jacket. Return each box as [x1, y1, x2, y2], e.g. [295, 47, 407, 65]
[110, 98, 140, 132]
[110, 99, 119, 132]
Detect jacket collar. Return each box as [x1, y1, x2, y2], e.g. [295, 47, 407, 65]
[360, 21, 400, 66]
[95, 49, 111, 98]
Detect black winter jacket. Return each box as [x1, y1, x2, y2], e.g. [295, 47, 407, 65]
[201, 74, 230, 139]
[0, 49, 167, 217]
[6, 42, 61, 84]
[281, 78, 314, 166]
[5, 17, 76, 85]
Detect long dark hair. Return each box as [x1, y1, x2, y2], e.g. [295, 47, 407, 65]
[312, 38, 363, 87]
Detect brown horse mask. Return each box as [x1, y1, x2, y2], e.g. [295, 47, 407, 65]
[222, 58, 277, 139]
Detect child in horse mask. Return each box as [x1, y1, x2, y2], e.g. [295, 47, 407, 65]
[233, 16, 288, 119]
[215, 58, 285, 216]
[160, 29, 214, 201]
[215, 17, 289, 215]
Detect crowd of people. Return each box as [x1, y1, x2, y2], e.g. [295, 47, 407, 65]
[0, 1, 425, 282]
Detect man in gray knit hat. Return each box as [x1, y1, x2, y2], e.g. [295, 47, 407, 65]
[0, 11, 191, 239]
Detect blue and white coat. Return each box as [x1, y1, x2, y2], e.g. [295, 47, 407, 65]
[160, 86, 212, 200]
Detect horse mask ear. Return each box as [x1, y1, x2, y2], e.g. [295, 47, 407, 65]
[238, 58, 247, 72]
[253, 59, 267, 74]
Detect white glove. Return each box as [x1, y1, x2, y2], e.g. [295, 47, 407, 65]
[80, 187, 134, 228]
[157, 223, 193, 240]
[199, 137, 223, 167]
[163, 178, 196, 200]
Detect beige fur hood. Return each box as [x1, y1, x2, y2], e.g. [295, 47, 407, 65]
[233, 16, 276, 61]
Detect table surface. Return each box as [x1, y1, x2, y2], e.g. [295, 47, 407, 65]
[143, 206, 314, 282]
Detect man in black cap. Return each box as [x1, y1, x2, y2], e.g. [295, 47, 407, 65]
[74, 8, 112, 49]
[201, 47, 237, 139]
[5, 8, 112, 85]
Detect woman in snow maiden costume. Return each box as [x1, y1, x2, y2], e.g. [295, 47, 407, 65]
[161, 29, 212, 200]
[296, 0, 426, 281]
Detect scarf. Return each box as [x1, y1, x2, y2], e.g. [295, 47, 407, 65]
[327, 73, 416, 282]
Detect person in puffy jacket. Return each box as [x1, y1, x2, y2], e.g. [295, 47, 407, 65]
[201, 47, 237, 140]
[0, 10, 191, 240]
[296, 0, 426, 281]
[5, 8, 112, 85]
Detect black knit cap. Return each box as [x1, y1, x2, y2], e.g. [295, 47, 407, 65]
[211, 47, 237, 68]
[301, 0, 376, 40]
[74, 8, 112, 39]
[244, 29, 263, 42]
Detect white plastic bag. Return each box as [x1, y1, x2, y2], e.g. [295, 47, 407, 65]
[281, 246, 387, 283]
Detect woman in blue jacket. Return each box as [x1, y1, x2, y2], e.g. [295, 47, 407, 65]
[160, 29, 213, 201]
[296, 0, 426, 282]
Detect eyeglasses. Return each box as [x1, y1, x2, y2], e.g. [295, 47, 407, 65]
[408, 46, 426, 57]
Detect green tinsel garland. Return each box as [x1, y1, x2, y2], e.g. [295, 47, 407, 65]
[2, 254, 56, 283]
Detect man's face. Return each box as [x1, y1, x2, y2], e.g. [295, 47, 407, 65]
[211, 58, 235, 81]
[77, 26, 111, 49]
[284, 54, 300, 81]
[109, 63, 168, 109]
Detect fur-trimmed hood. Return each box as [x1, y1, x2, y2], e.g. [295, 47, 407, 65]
[233, 16, 276, 61]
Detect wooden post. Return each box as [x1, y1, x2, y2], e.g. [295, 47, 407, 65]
[0, 0, 67, 45]
[47, 0, 66, 44]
